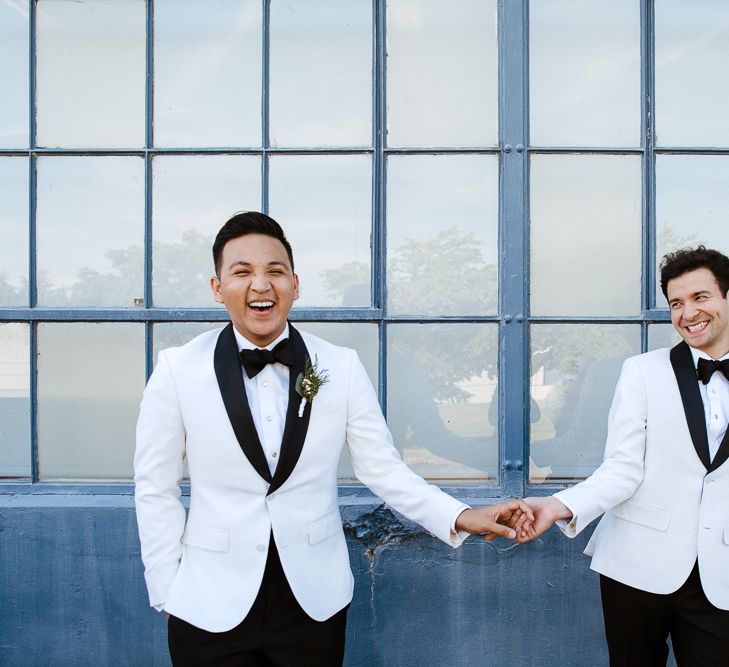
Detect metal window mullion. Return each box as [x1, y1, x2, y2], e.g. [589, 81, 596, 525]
[498, 0, 530, 498]
[28, 0, 38, 483]
[373, 0, 387, 410]
[261, 0, 271, 213]
[643, 0, 657, 322]
[144, 0, 155, 377]
[29, 321, 38, 482]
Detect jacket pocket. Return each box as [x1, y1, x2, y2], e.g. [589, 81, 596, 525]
[612, 499, 672, 531]
[182, 521, 230, 552]
[308, 509, 342, 545]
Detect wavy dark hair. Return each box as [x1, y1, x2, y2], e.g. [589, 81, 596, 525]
[659, 245, 729, 298]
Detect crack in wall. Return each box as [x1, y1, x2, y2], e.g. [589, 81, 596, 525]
[343, 504, 421, 627]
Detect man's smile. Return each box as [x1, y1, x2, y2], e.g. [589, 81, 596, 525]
[248, 300, 274, 312]
[685, 320, 708, 333]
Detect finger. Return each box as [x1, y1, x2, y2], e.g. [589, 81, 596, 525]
[512, 511, 529, 531]
[500, 509, 521, 528]
[500, 500, 535, 523]
[481, 520, 517, 540]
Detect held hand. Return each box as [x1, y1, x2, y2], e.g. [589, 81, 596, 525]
[455, 500, 535, 541]
[515, 496, 572, 543]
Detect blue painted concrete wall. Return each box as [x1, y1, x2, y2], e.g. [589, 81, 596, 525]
[0, 495, 638, 666]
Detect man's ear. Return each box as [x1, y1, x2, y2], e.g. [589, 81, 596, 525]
[293, 273, 300, 301]
[210, 275, 224, 304]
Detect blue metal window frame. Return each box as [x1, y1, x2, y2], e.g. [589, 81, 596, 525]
[0, 0, 681, 501]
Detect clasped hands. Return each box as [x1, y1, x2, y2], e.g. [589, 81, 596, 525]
[455, 497, 572, 543]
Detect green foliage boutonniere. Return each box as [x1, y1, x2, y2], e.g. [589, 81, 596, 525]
[295, 356, 329, 417]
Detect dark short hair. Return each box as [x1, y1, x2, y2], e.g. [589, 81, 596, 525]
[212, 211, 294, 276]
[659, 245, 729, 299]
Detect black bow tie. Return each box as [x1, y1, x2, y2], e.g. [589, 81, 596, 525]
[239, 339, 293, 378]
[696, 357, 729, 385]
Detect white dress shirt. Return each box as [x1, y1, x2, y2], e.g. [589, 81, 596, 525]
[234, 325, 291, 476]
[690, 347, 729, 463]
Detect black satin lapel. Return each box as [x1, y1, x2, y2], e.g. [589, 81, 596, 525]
[670, 341, 711, 471]
[269, 323, 312, 495]
[213, 323, 272, 483]
[709, 428, 729, 472]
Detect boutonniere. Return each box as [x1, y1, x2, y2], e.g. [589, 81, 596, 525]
[295, 356, 329, 417]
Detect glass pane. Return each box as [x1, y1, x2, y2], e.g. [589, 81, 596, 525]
[530, 323, 640, 483]
[37, 323, 145, 480]
[36, 0, 145, 148]
[0, 0, 29, 148]
[647, 322, 681, 351]
[0, 157, 29, 307]
[297, 322, 378, 396]
[531, 154, 642, 316]
[388, 155, 499, 316]
[655, 155, 729, 306]
[656, 0, 729, 147]
[36, 156, 144, 306]
[388, 323, 498, 483]
[530, 0, 640, 148]
[387, 0, 498, 147]
[269, 155, 371, 307]
[154, 0, 262, 147]
[293, 322, 378, 483]
[0, 324, 30, 477]
[152, 155, 261, 307]
[153, 322, 222, 362]
[269, 0, 371, 147]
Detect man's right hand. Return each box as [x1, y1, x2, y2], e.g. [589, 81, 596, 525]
[516, 496, 573, 543]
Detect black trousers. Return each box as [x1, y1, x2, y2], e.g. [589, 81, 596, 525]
[167, 543, 348, 667]
[600, 562, 729, 667]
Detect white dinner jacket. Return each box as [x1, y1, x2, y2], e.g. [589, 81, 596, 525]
[134, 323, 467, 632]
[555, 342, 729, 610]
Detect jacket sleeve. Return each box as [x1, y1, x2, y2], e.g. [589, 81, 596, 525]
[554, 355, 648, 536]
[343, 350, 468, 547]
[134, 350, 187, 608]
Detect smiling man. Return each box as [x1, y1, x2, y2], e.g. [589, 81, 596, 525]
[134, 211, 531, 666]
[518, 246, 729, 666]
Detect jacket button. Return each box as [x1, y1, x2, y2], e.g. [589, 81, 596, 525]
[256, 544, 266, 552]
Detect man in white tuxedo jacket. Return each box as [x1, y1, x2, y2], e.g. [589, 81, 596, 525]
[134, 211, 530, 666]
[520, 246, 729, 666]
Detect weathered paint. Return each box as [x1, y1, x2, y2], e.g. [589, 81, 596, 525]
[0, 497, 676, 667]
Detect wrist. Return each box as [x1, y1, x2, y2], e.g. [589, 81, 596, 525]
[548, 497, 573, 521]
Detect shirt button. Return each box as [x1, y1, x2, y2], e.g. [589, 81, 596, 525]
[263, 381, 268, 387]
[714, 414, 719, 420]
[272, 452, 278, 458]
[266, 415, 273, 422]
[256, 544, 266, 552]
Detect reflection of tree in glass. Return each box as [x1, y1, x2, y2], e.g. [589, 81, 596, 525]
[321, 260, 369, 306]
[38, 244, 143, 307]
[322, 228, 499, 478]
[0, 273, 26, 306]
[657, 224, 699, 257]
[154, 230, 216, 306]
[389, 227, 497, 316]
[389, 324, 498, 476]
[36, 230, 223, 307]
[531, 326, 638, 482]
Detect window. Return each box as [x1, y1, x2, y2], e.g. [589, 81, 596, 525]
[2, 0, 729, 497]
